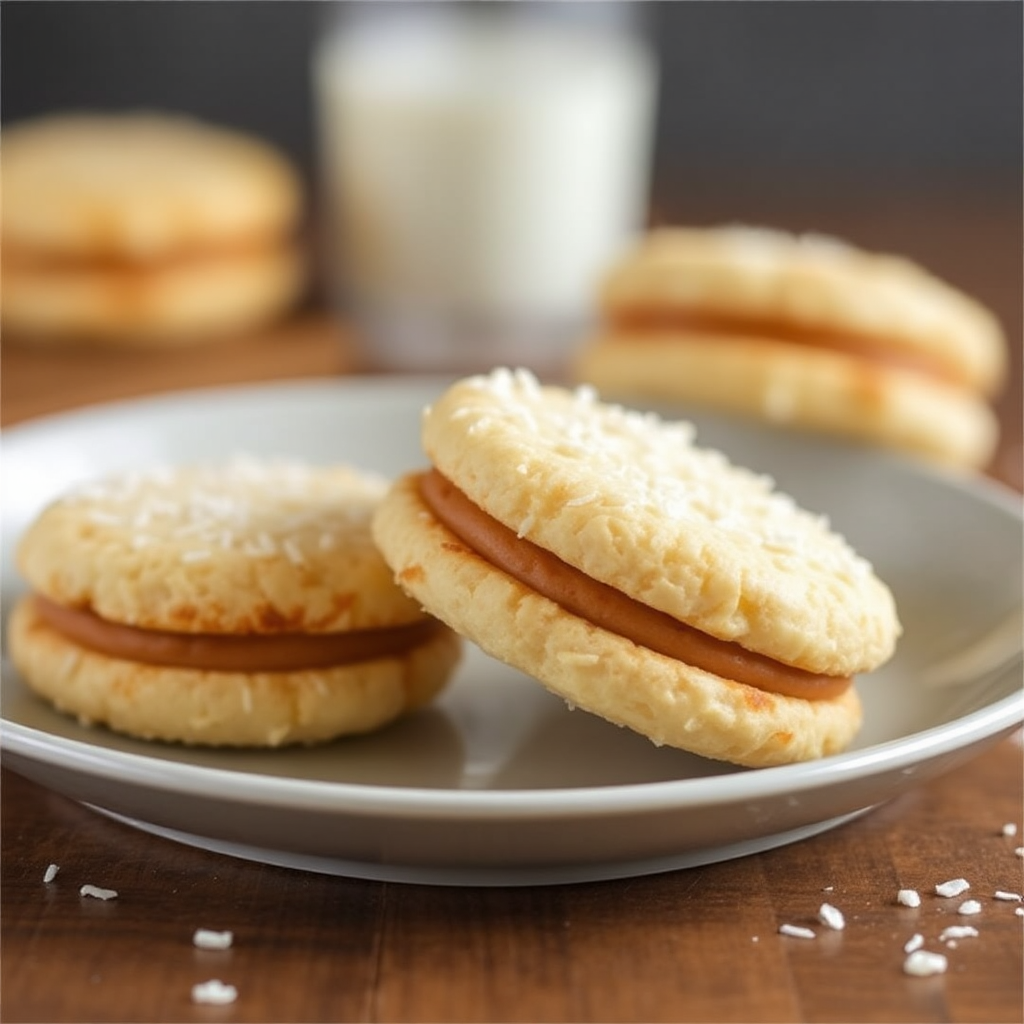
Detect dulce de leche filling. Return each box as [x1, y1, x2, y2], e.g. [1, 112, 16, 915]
[31, 594, 443, 673]
[610, 309, 961, 387]
[419, 469, 851, 701]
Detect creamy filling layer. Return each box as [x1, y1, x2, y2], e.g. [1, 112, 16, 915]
[31, 594, 443, 672]
[608, 309, 963, 387]
[419, 469, 851, 701]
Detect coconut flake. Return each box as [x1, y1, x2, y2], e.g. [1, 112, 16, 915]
[817, 903, 845, 931]
[903, 950, 948, 977]
[897, 888, 922, 908]
[193, 929, 234, 950]
[80, 884, 118, 901]
[778, 924, 816, 940]
[935, 878, 970, 898]
[994, 890, 1023, 902]
[191, 979, 237, 1005]
[939, 925, 979, 941]
[904, 933, 925, 953]
[957, 899, 982, 916]
[1002, 823, 1018, 837]
[43, 863, 59, 884]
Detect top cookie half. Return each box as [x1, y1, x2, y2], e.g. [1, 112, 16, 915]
[17, 460, 428, 635]
[600, 226, 1006, 395]
[1, 113, 302, 261]
[423, 369, 900, 677]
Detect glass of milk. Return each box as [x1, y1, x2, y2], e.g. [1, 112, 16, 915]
[313, 1, 657, 375]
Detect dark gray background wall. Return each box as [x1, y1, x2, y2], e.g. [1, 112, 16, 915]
[3, 0, 1020, 196]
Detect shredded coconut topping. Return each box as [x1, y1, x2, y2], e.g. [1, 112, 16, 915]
[43, 863, 59, 884]
[994, 891, 1023, 901]
[461, 369, 875, 573]
[59, 458, 386, 568]
[939, 925, 979, 941]
[904, 933, 925, 954]
[957, 900, 982, 916]
[897, 889, 922, 908]
[778, 924, 816, 940]
[1002, 823, 1018, 836]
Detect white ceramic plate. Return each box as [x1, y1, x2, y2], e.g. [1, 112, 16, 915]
[2, 378, 1021, 886]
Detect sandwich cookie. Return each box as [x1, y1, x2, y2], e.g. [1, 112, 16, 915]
[9, 460, 460, 746]
[372, 369, 901, 767]
[1, 112, 305, 345]
[573, 226, 1006, 469]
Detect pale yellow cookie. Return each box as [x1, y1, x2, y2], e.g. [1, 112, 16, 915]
[574, 225, 1006, 469]
[372, 370, 900, 767]
[10, 459, 460, 746]
[7, 599, 458, 747]
[0, 112, 306, 344]
[1, 113, 301, 260]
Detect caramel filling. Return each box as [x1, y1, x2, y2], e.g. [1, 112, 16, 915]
[32, 594, 442, 672]
[419, 469, 851, 701]
[1, 236, 289, 275]
[609, 309, 962, 387]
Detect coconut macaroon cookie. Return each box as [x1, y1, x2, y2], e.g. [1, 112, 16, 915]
[1, 112, 305, 345]
[8, 460, 460, 746]
[573, 226, 1007, 469]
[372, 369, 901, 767]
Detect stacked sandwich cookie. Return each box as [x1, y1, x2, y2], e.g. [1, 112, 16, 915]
[372, 369, 901, 768]
[9, 460, 460, 746]
[1, 112, 305, 346]
[573, 226, 1006, 469]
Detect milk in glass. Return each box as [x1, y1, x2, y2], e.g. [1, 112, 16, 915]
[314, 2, 657, 373]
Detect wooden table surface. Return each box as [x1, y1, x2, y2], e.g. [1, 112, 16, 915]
[2, 186, 1022, 1023]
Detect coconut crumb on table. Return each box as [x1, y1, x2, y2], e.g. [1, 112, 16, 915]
[957, 900, 982, 916]
[778, 924, 816, 940]
[897, 888, 921, 908]
[939, 925, 979, 942]
[817, 903, 845, 931]
[43, 863, 59, 884]
[193, 928, 234, 950]
[994, 890, 1023, 901]
[935, 878, 970, 898]
[1002, 823, 1018, 837]
[903, 950, 948, 977]
[191, 979, 238, 1005]
[79, 884, 118, 901]
[904, 933, 925, 954]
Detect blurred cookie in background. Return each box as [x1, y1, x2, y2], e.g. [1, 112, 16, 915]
[573, 225, 1007, 470]
[1, 112, 306, 346]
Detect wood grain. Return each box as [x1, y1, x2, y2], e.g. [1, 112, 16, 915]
[2, 738, 1021, 1023]
[2, 184, 1021, 1023]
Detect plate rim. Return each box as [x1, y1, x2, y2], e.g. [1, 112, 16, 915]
[3, 685, 1020, 820]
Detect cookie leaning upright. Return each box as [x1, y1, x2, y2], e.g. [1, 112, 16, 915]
[373, 369, 901, 767]
[9, 460, 460, 746]
[573, 226, 1007, 469]
[1, 112, 305, 345]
